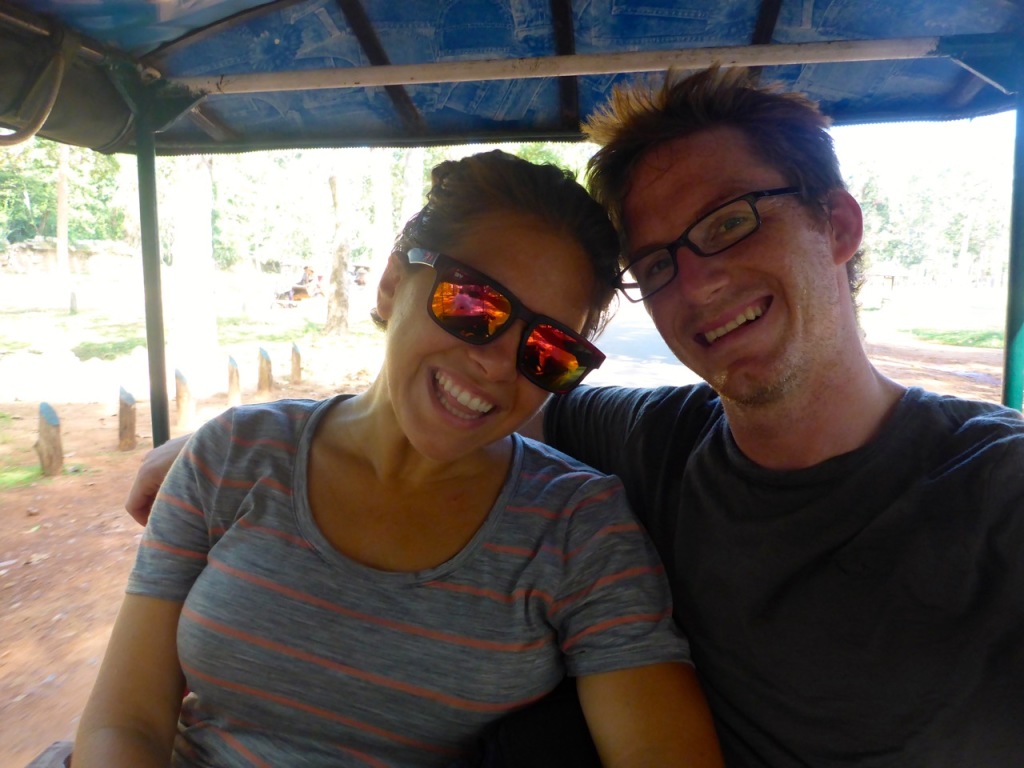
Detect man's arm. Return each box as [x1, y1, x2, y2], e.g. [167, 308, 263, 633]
[578, 662, 723, 767]
[124, 435, 190, 525]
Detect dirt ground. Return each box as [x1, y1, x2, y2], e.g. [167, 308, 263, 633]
[0, 336, 1007, 767]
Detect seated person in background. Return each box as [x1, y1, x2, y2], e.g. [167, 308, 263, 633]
[75, 150, 723, 768]
[288, 264, 320, 300]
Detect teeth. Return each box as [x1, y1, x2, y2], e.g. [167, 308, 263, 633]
[435, 372, 494, 417]
[704, 305, 764, 344]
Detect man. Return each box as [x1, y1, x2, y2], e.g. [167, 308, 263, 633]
[126, 67, 1024, 766]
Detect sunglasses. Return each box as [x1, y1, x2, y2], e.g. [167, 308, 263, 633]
[406, 248, 605, 394]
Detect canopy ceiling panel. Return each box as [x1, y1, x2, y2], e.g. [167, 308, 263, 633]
[1, 0, 1022, 155]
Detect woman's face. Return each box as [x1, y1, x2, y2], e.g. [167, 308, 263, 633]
[378, 210, 596, 463]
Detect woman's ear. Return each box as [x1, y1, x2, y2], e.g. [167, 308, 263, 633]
[827, 189, 864, 266]
[375, 253, 406, 322]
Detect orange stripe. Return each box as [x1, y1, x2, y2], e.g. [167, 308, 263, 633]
[551, 564, 664, 614]
[182, 605, 545, 712]
[188, 452, 292, 496]
[142, 538, 206, 560]
[156, 491, 203, 518]
[194, 692, 459, 768]
[237, 517, 312, 548]
[508, 483, 622, 522]
[218, 731, 274, 768]
[562, 608, 674, 651]
[570, 484, 620, 509]
[483, 542, 566, 561]
[209, 558, 549, 652]
[564, 522, 643, 559]
[230, 434, 298, 453]
[423, 581, 555, 608]
[181, 661, 459, 756]
[331, 744, 393, 768]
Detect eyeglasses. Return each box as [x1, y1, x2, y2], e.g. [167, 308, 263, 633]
[407, 248, 606, 394]
[616, 187, 801, 302]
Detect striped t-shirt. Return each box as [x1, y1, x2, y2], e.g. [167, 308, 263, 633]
[128, 396, 690, 767]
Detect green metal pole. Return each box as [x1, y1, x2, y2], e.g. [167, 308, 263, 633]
[1003, 98, 1024, 411]
[136, 121, 171, 445]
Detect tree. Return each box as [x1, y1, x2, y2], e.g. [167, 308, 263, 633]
[0, 138, 125, 246]
[323, 171, 351, 335]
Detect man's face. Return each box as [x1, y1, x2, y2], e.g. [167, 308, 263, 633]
[621, 126, 859, 406]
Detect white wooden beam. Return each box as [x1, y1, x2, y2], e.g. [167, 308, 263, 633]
[173, 38, 944, 96]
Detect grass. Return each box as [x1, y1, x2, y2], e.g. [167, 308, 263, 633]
[0, 338, 32, 355]
[908, 328, 1004, 348]
[72, 336, 148, 361]
[0, 464, 43, 490]
[217, 316, 322, 345]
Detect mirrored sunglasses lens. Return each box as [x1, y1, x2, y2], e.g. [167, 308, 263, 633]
[432, 281, 512, 341]
[521, 324, 595, 391]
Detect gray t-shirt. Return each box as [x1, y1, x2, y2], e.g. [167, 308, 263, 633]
[128, 396, 690, 767]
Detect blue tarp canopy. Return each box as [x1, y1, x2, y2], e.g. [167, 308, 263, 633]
[1, 0, 1021, 153]
[1, 0, 1022, 439]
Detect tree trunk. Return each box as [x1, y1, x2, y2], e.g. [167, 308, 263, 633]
[323, 173, 351, 335]
[55, 143, 76, 314]
[165, 155, 220, 397]
[324, 237, 351, 334]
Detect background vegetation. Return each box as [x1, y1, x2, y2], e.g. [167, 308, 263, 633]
[0, 118, 1014, 351]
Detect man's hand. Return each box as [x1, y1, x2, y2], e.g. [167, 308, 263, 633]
[124, 435, 190, 525]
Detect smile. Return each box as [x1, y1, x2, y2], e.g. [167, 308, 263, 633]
[703, 303, 765, 345]
[435, 372, 495, 418]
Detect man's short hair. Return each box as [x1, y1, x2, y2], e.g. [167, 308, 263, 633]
[584, 66, 863, 299]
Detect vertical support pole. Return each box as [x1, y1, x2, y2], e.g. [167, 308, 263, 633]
[136, 120, 171, 445]
[1003, 98, 1024, 411]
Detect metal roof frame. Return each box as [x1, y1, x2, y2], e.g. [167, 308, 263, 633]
[0, 0, 1021, 442]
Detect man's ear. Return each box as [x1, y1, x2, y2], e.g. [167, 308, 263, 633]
[827, 189, 863, 266]
[375, 253, 405, 322]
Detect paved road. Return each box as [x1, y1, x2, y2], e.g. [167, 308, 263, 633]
[586, 299, 700, 388]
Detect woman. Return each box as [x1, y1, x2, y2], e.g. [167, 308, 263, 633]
[74, 151, 722, 767]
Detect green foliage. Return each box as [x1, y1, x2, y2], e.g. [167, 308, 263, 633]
[210, 151, 334, 271]
[844, 143, 1010, 286]
[908, 328, 1004, 348]
[0, 138, 125, 245]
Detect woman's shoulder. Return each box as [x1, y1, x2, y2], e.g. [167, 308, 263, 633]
[511, 434, 628, 511]
[207, 397, 339, 434]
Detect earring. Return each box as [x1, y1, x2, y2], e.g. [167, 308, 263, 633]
[369, 307, 386, 329]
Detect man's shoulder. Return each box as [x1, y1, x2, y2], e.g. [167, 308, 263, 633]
[560, 381, 721, 424]
[905, 387, 1024, 435]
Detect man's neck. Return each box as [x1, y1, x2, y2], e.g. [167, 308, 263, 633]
[722, 354, 906, 471]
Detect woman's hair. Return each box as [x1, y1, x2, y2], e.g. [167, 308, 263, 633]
[390, 149, 619, 338]
[585, 66, 863, 298]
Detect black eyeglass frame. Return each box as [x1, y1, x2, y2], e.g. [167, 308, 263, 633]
[616, 186, 801, 303]
[406, 247, 606, 393]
